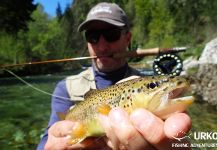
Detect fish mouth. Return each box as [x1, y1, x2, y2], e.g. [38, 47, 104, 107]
[155, 85, 195, 119]
[168, 86, 194, 102]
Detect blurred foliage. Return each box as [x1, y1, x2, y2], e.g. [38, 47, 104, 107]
[0, 0, 37, 34]
[0, 0, 217, 75]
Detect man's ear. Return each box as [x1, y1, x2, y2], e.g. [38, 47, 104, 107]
[126, 32, 132, 45]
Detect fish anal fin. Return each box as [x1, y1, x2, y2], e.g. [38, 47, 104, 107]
[97, 103, 111, 115]
[67, 137, 86, 145]
[73, 122, 86, 138]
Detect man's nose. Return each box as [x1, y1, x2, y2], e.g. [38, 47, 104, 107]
[97, 35, 109, 52]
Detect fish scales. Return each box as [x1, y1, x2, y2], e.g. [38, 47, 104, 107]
[64, 75, 194, 144]
[66, 77, 144, 121]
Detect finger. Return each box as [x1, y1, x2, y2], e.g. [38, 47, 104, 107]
[130, 109, 171, 150]
[98, 114, 120, 150]
[45, 134, 72, 150]
[49, 120, 75, 137]
[46, 121, 110, 150]
[68, 137, 110, 150]
[109, 107, 155, 150]
[164, 113, 192, 138]
[45, 121, 75, 150]
[164, 113, 192, 150]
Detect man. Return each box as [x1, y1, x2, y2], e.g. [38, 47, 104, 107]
[37, 2, 191, 150]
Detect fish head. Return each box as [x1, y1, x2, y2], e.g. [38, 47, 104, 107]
[129, 76, 194, 119]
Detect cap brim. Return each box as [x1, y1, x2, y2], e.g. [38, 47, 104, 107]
[78, 18, 126, 32]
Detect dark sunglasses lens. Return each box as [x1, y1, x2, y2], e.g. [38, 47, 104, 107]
[85, 31, 100, 44]
[85, 28, 123, 44]
[103, 29, 121, 42]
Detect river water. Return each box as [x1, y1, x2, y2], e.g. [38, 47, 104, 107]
[0, 73, 216, 150]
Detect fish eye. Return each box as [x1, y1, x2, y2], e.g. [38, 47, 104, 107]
[147, 82, 159, 89]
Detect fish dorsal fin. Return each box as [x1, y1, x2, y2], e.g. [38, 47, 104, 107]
[116, 76, 140, 84]
[84, 89, 98, 99]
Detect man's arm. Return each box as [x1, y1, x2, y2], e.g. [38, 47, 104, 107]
[37, 80, 74, 150]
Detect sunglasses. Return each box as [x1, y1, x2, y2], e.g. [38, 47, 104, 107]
[85, 28, 127, 44]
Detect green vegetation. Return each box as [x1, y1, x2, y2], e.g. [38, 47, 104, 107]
[1, 0, 217, 75]
[0, 75, 66, 149]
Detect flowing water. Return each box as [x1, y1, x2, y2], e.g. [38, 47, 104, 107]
[0, 73, 217, 150]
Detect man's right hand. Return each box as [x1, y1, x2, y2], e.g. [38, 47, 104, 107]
[44, 120, 110, 150]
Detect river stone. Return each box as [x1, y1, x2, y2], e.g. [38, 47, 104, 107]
[194, 64, 217, 106]
[199, 38, 217, 64]
[192, 38, 217, 106]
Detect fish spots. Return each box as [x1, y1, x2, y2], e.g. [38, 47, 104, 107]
[123, 104, 130, 108]
[177, 81, 183, 86]
[169, 76, 175, 79]
[123, 99, 133, 108]
[137, 88, 142, 93]
[163, 87, 168, 92]
[66, 76, 191, 129]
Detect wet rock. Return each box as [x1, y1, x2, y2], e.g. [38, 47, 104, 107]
[194, 64, 217, 105]
[192, 38, 217, 106]
[199, 38, 217, 64]
[181, 56, 199, 76]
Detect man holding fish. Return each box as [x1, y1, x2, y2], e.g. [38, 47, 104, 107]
[37, 2, 192, 150]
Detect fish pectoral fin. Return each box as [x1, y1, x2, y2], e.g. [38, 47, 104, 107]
[68, 122, 87, 145]
[67, 136, 86, 145]
[57, 112, 66, 120]
[68, 136, 105, 147]
[97, 103, 111, 115]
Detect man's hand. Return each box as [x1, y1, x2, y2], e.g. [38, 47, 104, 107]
[99, 107, 192, 150]
[44, 120, 110, 150]
[45, 108, 191, 150]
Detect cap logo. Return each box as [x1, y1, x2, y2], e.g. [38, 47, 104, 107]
[90, 6, 112, 15]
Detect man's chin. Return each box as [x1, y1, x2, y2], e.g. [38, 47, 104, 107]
[94, 59, 125, 72]
[97, 66, 115, 72]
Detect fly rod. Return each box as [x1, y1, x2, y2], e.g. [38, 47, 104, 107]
[0, 47, 187, 68]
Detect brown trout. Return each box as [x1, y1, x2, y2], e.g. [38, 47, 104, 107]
[64, 75, 194, 144]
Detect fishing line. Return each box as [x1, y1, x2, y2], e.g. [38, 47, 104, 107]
[3, 69, 71, 101]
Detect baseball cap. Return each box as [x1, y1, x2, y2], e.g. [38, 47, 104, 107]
[78, 2, 129, 32]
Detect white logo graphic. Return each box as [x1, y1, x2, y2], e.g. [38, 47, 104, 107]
[90, 6, 112, 15]
[172, 131, 191, 142]
[171, 131, 217, 148]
